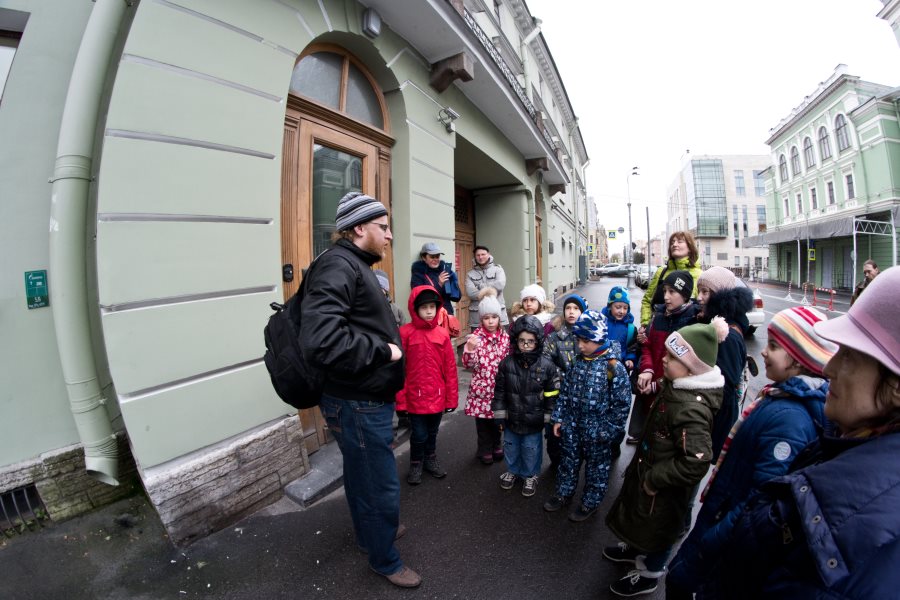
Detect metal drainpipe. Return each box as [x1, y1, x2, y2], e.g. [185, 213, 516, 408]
[48, 0, 128, 486]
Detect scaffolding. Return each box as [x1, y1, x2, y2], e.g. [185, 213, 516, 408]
[853, 217, 897, 279]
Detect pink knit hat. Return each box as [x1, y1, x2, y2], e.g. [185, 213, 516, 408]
[814, 266, 900, 376]
[768, 307, 838, 376]
[697, 266, 736, 293]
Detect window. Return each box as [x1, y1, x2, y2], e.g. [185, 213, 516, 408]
[827, 180, 835, 205]
[779, 155, 788, 182]
[756, 205, 767, 233]
[846, 173, 855, 199]
[783, 196, 790, 217]
[818, 127, 832, 160]
[742, 205, 748, 237]
[494, 0, 501, 21]
[796, 193, 803, 214]
[809, 186, 818, 210]
[717, 252, 729, 261]
[734, 255, 741, 267]
[0, 30, 21, 105]
[790, 147, 801, 175]
[734, 238, 740, 248]
[734, 170, 745, 196]
[835, 114, 850, 152]
[753, 170, 766, 196]
[290, 48, 386, 129]
[803, 137, 815, 168]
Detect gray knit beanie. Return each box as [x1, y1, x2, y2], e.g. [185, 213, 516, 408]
[335, 191, 388, 232]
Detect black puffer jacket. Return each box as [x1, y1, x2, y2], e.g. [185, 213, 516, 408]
[300, 239, 405, 401]
[491, 316, 560, 435]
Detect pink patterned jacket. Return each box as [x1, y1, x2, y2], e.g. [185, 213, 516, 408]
[462, 326, 510, 418]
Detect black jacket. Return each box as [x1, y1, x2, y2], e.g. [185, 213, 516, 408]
[300, 239, 405, 401]
[491, 316, 560, 435]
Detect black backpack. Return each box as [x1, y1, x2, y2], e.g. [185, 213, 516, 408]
[263, 259, 323, 410]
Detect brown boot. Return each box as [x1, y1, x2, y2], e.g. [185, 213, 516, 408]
[372, 565, 422, 588]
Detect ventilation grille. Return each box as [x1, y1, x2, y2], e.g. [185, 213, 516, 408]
[1, 485, 50, 537]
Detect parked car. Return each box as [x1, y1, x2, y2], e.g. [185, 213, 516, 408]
[598, 263, 621, 276]
[634, 265, 652, 288]
[735, 277, 764, 336]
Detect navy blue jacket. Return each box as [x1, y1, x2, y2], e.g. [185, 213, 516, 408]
[601, 306, 638, 365]
[410, 259, 462, 315]
[668, 376, 828, 595]
[710, 430, 900, 599]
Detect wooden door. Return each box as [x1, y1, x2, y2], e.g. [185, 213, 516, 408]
[454, 186, 475, 333]
[281, 109, 390, 453]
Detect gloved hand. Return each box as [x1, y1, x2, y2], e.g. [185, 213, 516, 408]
[396, 410, 408, 418]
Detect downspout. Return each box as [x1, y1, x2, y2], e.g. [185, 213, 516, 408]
[48, 0, 128, 486]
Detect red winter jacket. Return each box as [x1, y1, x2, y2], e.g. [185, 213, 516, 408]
[639, 301, 700, 379]
[396, 285, 459, 414]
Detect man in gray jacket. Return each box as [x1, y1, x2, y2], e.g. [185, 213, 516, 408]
[465, 245, 508, 329]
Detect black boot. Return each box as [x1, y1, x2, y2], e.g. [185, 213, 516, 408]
[424, 455, 447, 478]
[407, 462, 423, 485]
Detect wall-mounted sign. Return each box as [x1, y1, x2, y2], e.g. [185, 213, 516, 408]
[608, 231, 616, 239]
[25, 270, 49, 309]
[808, 249, 816, 261]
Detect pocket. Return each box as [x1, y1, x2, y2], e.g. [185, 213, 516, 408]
[351, 399, 386, 413]
[320, 396, 342, 433]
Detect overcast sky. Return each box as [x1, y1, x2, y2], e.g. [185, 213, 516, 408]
[525, 0, 900, 257]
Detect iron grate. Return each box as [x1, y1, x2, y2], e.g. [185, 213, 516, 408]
[1, 485, 50, 537]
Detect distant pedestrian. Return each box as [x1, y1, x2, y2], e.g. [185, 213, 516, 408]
[462, 288, 510, 465]
[604, 318, 728, 597]
[465, 245, 509, 328]
[666, 306, 837, 599]
[410, 242, 461, 315]
[628, 271, 700, 444]
[850, 258, 879, 305]
[492, 315, 560, 497]
[396, 285, 459, 485]
[374, 269, 405, 328]
[509, 283, 556, 337]
[695, 266, 753, 459]
[639, 231, 701, 329]
[300, 191, 419, 588]
[543, 310, 631, 522]
[543, 294, 589, 470]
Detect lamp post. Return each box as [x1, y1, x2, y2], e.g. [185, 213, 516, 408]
[626, 166, 639, 286]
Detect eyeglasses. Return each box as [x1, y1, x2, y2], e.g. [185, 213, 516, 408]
[369, 222, 390, 232]
[517, 339, 537, 347]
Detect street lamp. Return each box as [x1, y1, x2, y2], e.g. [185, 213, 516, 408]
[626, 166, 639, 286]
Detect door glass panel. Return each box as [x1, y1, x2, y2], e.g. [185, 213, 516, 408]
[346, 63, 383, 129]
[290, 52, 341, 109]
[312, 143, 363, 256]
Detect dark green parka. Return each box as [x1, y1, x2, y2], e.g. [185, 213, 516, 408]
[606, 368, 723, 553]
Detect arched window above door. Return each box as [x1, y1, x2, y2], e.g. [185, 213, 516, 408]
[289, 46, 386, 131]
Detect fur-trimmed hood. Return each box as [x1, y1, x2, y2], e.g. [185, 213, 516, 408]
[510, 299, 556, 323]
[671, 365, 725, 390]
[701, 286, 752, 331]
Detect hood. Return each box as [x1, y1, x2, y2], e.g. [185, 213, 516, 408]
[411, 259, 446, 275]
[510, 315, 545, 357]
[471, 255, 495, 268]
[701, 286, 753, 330]
[668, 255, 698, 271]
[407, 284, 441, 330]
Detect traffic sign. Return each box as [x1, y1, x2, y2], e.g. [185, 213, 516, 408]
[587, 244, 594, 253]
[617, 227, 625, 233]
[608, 231, 616, 239]
[808, 249, 816, 261]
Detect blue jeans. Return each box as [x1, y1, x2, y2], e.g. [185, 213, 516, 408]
[408, 412, 443, 463]
[319, 394, 403, 575]
[503, 430, 543, 477]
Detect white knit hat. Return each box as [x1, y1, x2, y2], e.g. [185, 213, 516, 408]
[478, 287, 502, 318]
[519, 283, 547, 305]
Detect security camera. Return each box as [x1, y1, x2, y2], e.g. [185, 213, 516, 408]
[445, 107, 460, 120]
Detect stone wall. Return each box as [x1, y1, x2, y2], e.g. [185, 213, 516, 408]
[0, 433, 140, 524]
[143, 415, 309, 546]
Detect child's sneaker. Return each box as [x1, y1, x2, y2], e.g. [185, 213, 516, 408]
[568, 504, 598, 522]
[424, 455, 447, 478]
[407, 462, 423, 485]
[499, 471, 517, 490]
[542, 495, 571, 512]
[521, 475, 539, 497]
[602, 542, 640, 564]
[609, 570, 659, 597]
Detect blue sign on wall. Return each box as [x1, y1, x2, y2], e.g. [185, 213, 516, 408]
[25, 270, 49, 309]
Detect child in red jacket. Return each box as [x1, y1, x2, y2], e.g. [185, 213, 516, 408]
[397, 285, 459, 485]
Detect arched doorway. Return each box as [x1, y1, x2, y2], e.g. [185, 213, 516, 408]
[281, 44, 394, 452]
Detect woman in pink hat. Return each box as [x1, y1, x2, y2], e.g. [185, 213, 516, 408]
[706, 266, 900, 599]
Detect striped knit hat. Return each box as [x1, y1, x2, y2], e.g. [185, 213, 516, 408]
[767, 306, 838, 376]
[335, 191, 388, 232]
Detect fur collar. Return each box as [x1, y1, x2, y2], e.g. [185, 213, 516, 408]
[671, 366, 724, 390]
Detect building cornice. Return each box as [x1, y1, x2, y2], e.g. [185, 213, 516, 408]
[765, 66, 859, 145]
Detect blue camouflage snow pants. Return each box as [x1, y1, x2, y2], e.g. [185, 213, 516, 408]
[555, 429, 613, 510]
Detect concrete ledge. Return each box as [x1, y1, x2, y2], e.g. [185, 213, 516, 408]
[283, 440, 344, 507]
